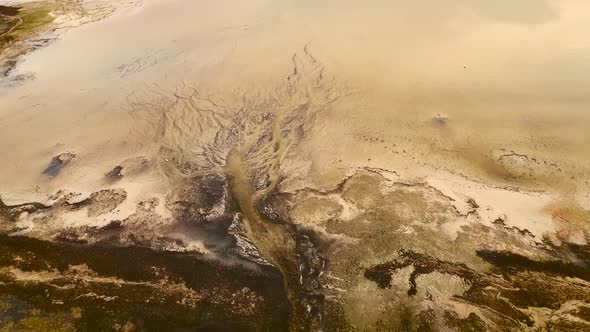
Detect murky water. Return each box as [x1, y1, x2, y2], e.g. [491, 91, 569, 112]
[1, 1, 590, 330]
[2, 0, 590, 195]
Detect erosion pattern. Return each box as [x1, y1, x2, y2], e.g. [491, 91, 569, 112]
[126, 48, 345, 330]
[0, 50, 343, 331]
[1, 50, 590, 331]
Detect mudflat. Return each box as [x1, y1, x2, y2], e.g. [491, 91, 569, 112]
[1, 0, 589, 331]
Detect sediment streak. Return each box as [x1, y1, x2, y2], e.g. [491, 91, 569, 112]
[227, 150, 308, 331]
[127, 47, 346, 331]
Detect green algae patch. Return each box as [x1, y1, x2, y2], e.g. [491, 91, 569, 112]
[0, 296, 78, 332]
[0, 1, 58, 75]
[9, 6, 53, 34]
[0, 2, 55, 48]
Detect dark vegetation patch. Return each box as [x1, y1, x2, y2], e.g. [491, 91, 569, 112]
[572, 305, 590, 321]
[364, 250, 477, 294]
[0, 5, 20, 17]
[476, 249, 590, 281]
[1, 2, 57, 76]
[364, 248, 590, 329]
[444, 312, 487, 332]
[0, 235, 290, 331]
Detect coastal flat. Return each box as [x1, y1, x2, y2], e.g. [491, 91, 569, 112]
[0, 1, 589, 331]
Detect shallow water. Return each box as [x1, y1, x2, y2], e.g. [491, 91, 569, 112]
[1, 1, 590, 330]
[2, 0, 590, 196]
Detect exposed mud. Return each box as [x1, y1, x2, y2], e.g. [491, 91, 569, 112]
[364, 249, 590, 330]
[3, 141, 589, 331]
[2, 1, 590, 329]
[1, 48, 347, 331]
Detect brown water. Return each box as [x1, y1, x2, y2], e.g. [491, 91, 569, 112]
[1, 0, 590, 198]
[1, 1, 590, 331]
